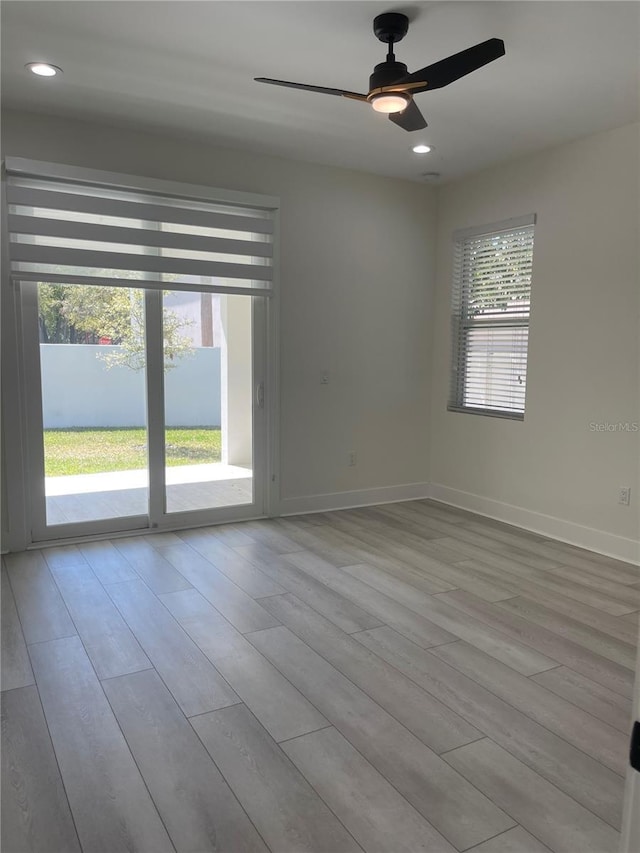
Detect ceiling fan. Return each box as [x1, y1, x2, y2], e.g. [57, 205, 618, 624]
[255, 12, 505, 132]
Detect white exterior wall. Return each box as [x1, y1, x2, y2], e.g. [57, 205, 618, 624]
[40, 345, 221, 428]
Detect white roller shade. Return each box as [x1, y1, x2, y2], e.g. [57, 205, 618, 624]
[6, 173, 275, 295]
[448, 217, 535, 419]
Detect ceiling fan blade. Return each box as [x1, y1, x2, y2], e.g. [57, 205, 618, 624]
[389, 99, 427, 132]
[254, 78, 368, 101]
[400, 38, 505, 92]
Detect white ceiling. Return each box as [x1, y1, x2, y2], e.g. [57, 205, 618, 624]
[1, 1, 638, 183]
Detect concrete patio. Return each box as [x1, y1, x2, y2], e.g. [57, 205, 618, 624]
[45, 463, 253, 524]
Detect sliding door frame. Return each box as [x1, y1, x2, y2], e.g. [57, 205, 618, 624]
[20, 280, 150, 542]
[17, 283, 275, 544]
[146, 288, 272, 531]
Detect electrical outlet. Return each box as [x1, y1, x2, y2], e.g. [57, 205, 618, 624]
[320, 371, 330, 385]
[619, 487, 631, 506]
[348, 451, 357, 467]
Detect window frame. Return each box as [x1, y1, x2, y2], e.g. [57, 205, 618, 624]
[447, 214, 536, 421]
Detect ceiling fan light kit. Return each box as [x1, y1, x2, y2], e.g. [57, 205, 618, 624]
[370, 92, 409, 114]
[255, 12, 505, 133]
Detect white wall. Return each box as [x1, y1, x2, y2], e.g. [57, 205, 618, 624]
[2, 109, 436, 511]
[429, 123, 640, 559]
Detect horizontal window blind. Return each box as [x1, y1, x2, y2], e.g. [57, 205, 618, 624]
[448, 218, 535, 419]
[6, 174, 275, 295]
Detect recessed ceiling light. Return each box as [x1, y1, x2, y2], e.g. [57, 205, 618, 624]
[412, 144, 432, 154]
[25, 62, 62, 77]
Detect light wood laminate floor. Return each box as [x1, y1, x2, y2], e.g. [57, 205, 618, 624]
[2, 500, 637, 853]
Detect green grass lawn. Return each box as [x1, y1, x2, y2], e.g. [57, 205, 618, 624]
[44, 427, 221, 477]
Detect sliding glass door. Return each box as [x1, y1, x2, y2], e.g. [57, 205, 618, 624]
[162, 290, 256, 516]
[22, 282, 267, 541]
[5, 157, 277, 547]
[34, 282, 151, 528]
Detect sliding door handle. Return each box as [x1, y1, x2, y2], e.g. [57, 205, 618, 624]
[256, 381, 265, 409]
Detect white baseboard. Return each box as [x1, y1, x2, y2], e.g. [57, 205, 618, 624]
[429, 482, 640, 565]
[278, 482, 431, 517]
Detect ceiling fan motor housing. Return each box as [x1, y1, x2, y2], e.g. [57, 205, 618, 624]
[369, 60, 408, 91]
[373, 12, 409, 44]
[369, 14, 410, 91]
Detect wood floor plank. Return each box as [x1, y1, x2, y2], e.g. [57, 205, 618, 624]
[546, 540, 636, 568]
[439, 548, 636, 615]
[49, 562, 151, 680]
[283, 725, 457, 853]
[531, 666, 633, 734]
[462, 826, 551, 853]
[444, 738, 620, 853]
[453, 558, 640, 643]
[236, 542, 383, 633]
[437, 588, 635, 698]
[247, 625, 515, 850]
[344, 558, 455, 597]
[282, 550, 461, 648]
[1, 566, 35, 691]
[378, 554, 517, 603]
[158, 543, 279, 633]
[41, 544, 87, 570]
[261, 592, 482, 753]
[1, 684, 81, 853]
[143, 531, 183, 547]
[79, 540, 138, 584]
[239, 519, 308, 554]
[341, 562, 558, 675]
[29, 636, 174, 853]
[395, 523, 564, 573]
[102, 669, 269, 853]
[309, 521, 515, 602]
[530, 541, 640, 584]
[432, 640, 627, 776]
[336, 508, 559, 578]
[538, 562, 640, 608]
[5, 551, 76, 645]
[406, 499, 482, 526]
[106, 578, 240, 716]
[191, 703, 362, 853]
[272, 517, 362, 567]
[113, 537, 192, 593]
[462, 519, 562, 555]
[205, 523, 257, 547]
[320, 514, 449, 575]
[354, 625, 624, 827]
[417, 522, 564, 573]
[497, 595, 636, 668]
[453, 511, 548, 542]
[384, 500, 483, 530]
[177, 529, 286, 598]
[161, 588, 328, 742]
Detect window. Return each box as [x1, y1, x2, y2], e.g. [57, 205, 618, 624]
[448, 214, 535, 420]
